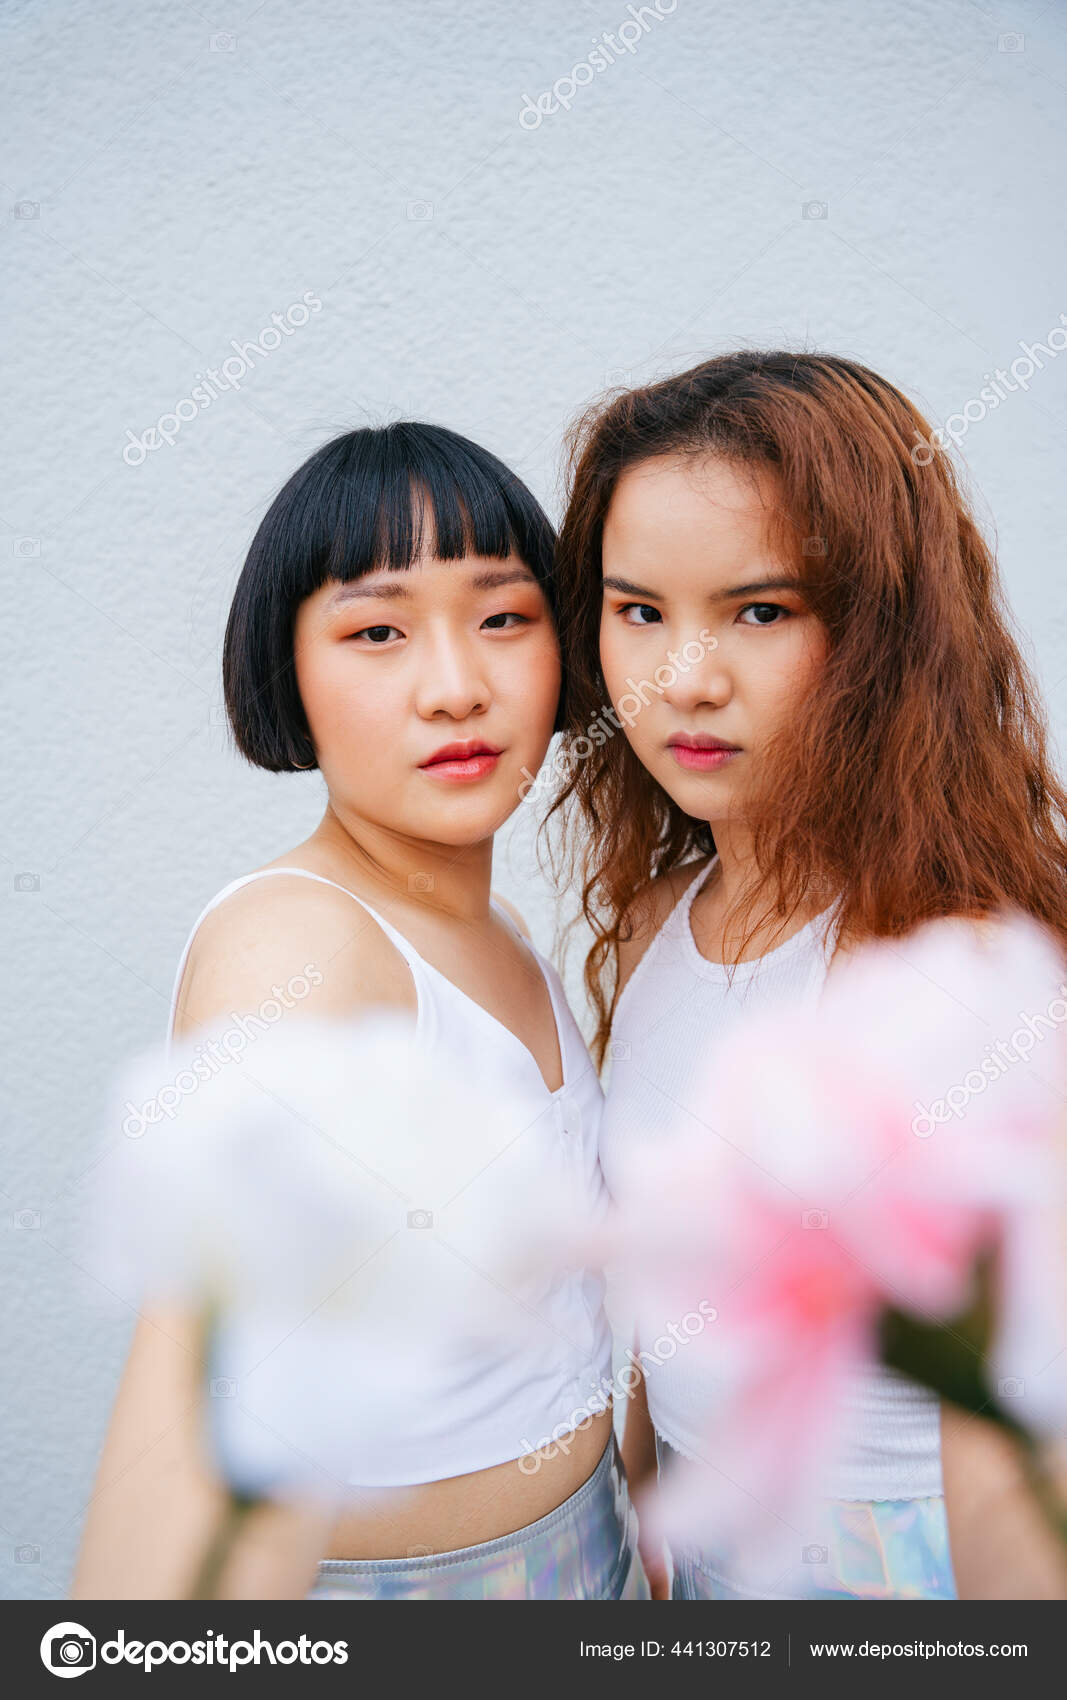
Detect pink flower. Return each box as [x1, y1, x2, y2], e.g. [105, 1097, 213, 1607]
[609, 909, 1067, 1585]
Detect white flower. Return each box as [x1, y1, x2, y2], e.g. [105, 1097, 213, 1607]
[86, 1013, 579, 1499]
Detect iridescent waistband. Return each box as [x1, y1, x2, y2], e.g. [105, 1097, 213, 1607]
[307, 1435, 649, 1600]
[657, 1434, 956, 1601]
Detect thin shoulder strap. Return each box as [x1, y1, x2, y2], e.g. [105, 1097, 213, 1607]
[166, 866, 422, 1045]
[613, 858, 716, 1026]
[488, 894, 526, 945]
[490, 896, 561, 981]
[662, 856, 717, 935]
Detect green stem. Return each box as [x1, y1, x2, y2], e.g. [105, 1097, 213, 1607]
[184, 1296, 264, 1600]
[187, 1492, 261, 1601]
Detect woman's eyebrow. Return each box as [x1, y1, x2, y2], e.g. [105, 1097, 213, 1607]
[602, 574, 657, 598]
[602, 573, 802, 601]
[712, 576, 803, 601]
[327, 580, 410, 606]
[467, 566, 539, 591]
[326, 565, 536, 610]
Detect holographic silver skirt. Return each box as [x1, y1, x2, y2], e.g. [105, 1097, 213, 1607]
[658, 1436, 957, 1601]
[307, 1435, 650, 1600]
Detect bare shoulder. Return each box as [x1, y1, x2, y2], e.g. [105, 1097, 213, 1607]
[616, 857, 712, 1000]
[172, 872, 416, 1040]
[491, 891, 531, 939]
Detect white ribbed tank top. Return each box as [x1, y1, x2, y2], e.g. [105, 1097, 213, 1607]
[600, 855, 944, 1502]
[166, 866, 615, 1486]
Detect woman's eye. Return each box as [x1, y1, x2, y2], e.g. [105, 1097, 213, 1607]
[619, 603, 662, 626]
[481, 612, 529, 630]
[738, 603, 788, 626]
[351, 624, 402, 644]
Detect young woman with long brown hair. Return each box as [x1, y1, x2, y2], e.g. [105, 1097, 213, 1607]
[545, 350, 1067, 1599]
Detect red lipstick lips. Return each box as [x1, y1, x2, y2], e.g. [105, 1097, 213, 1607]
[419, 740, 503, 782]
[667, 733, 740, 773]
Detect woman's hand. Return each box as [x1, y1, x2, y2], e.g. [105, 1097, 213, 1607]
[632, 1484, 672, 1599]
[940, 1400, 1067, 1599]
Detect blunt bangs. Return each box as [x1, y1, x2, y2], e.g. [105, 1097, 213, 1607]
[223, 422, 561, 770]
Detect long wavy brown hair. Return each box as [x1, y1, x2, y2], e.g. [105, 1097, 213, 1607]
[542, 350, 1067, 1069]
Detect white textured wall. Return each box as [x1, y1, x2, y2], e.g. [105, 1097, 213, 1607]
[4, 0, 1067, 1599]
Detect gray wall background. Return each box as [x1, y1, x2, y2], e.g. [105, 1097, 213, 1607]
[4, 0, 1067, 1599]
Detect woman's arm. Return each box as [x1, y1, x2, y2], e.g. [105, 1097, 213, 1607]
[619, 1344, 671, 1599]
[609, 875, 708, 1601]
[940, 1400, 1067, 1598]
[71, 1303, 227, 1598]
[71, 1303, 342, 1599]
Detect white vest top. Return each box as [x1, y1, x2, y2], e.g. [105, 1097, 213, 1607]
[600, 856, 944, 1502]
[166, 866, 614, 1487]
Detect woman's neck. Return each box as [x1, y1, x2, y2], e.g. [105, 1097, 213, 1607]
[705, 818, 761, 918]
[297, 804, 497, 925]
[699, 822, 835, 962]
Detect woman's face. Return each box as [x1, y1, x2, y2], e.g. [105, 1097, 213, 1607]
[599, 454, 827, 828]
[293, 551, 561, 847]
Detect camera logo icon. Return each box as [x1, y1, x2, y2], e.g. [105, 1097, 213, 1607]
[407, 1209, 433, 1229]
[802, 1208, 829, 1229]
[802, 200, 828, 220]
[802, 1543, 828, 1564]
[14, 872, 40, 892]
[40, 1622, 96, 1677]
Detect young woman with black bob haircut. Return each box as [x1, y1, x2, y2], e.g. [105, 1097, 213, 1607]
[73, 422, 649, 1602]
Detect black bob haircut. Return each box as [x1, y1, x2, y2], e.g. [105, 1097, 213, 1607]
[223, 422, 564, 772]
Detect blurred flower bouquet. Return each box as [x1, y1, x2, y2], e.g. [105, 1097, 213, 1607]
[607, 912, 1067, 1590]
[83, 912, 1067, 1599]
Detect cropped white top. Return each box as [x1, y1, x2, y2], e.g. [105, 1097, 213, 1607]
[166, 866, 614, 1487]
[600, 856, 945, 1502]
